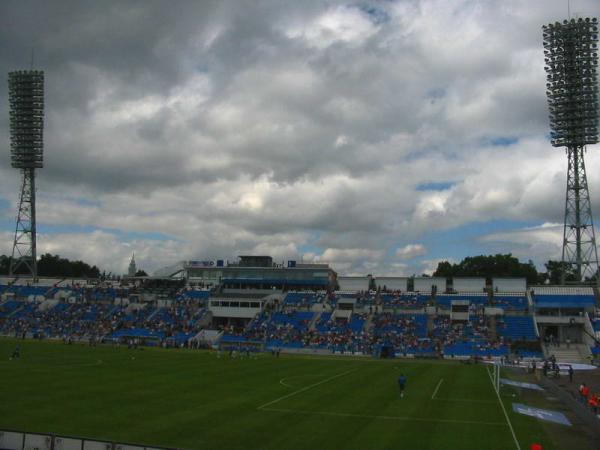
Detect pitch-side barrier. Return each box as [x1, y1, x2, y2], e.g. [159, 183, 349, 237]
[0, 429, 180, 450]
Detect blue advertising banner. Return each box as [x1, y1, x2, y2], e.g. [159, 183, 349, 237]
[512, 403, 571, 426]
[500, 379, 543, 391]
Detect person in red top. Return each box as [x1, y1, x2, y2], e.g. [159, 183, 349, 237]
[579, 383, 589, 404]
[582, 384, 590, 399]
[588, 393, 598, 414]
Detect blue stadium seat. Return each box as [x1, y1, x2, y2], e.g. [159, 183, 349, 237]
[497, 316, 537, 341]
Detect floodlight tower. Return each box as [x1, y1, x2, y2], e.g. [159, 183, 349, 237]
[543, 18, 599, 283]
[8, 70, 44, 280]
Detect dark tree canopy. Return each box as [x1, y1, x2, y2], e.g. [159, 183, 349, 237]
[541, 260, 579, 285]
[433, 254, 538, 284]
[0, 255, 10, 275]
[0, 253, 101, 278]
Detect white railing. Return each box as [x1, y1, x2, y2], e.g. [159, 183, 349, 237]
[531, 286, 594, 296]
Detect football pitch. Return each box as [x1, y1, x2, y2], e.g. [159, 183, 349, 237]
[0, 339, 587, 450]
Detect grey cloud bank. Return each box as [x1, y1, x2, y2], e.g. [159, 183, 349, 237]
[1, 0, 598, 275]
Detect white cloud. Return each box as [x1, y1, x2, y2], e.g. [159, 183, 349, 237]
[319, 248, 384, 263]
[35, 231, 192, 275]
[420, 258, 455, 276]
[482, 222, 563, 246]
[395, 244, 427, 260]
[285, 5, 379, 49]
[480, 222, 564, 269]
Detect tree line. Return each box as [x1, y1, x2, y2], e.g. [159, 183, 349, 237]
[0, 253, 101, 279]
[0, 252, 584, 284]
[432, 254, 583, 285]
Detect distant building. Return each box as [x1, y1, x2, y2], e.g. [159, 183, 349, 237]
[184, 255, 336, 290]
[128, 253, 137, 277]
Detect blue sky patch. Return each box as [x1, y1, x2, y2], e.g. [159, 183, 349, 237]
[419, 219, 539, 263]
[416, 181, 455, 191]
[73, 197, 102, 207]
[31, 223, 176, 242]
[357, 3, 391, 24]
[488, 136, 519, 147]
[426, 87, 447, 99]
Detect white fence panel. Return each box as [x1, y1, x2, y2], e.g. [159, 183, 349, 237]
[337, 277, 369, 292]
[0, 431, 24, 450]
[452, 277, 485, 292]
[492, 278, 526, 292]
[54, 437, 84, 450]
[83, 441, 112, 450]
[414, 277, 446, 293]
[23, 434, 51, 450]
[0, 431, 177, 450]
[374, 277, 408, 291]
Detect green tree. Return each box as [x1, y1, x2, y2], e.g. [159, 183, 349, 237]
[0, 255, 11, 275]
[542, 260, 578, 285]
[36, 253, 101, 278]
[432, 261, 455, 278]
[0, 254, 101, 278]
[0, 255, 44, 276]
[433, 254, 538, 284]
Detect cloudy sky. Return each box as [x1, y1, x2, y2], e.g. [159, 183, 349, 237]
[1, 0, 599, 276]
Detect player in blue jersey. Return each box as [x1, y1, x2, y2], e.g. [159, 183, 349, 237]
[398, 373, 406, 398]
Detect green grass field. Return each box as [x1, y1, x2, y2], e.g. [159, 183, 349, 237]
[0, 339, 588, 450]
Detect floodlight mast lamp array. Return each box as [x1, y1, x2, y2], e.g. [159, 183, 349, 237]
[543, 18, 599, 283]
[8, 71, 44, 281]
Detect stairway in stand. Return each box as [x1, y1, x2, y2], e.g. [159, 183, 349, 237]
[488, 315, 497, 340]
[427, 314, 435, 335]
[308, 311, 321, 332]
[363, 311, 375, 333]
[543, 343, 590, 364]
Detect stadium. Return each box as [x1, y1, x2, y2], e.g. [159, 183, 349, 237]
[1, 258, 600, 449]
[2, 2, 600, 450]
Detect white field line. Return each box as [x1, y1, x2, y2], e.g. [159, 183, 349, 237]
[25, 361, 107, 369]
[398, 393, 496, 404]
[258, 369, 357, 410]
[487, 366, 521, 450]
[431, 378, 444, 399]
[434, 397, 496, 404]
[279, 378, 295, 388]
[279, 374, 327, 389]
[260, 407, 507, 426]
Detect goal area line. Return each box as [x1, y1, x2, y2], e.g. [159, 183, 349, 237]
[257, 368, 506, 428]
[258, 406, 507, 426]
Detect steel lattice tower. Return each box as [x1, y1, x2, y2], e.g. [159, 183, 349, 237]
[8, 71, 44, 280]
[543, 18, 599, 283]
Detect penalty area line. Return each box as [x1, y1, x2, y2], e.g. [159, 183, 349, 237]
[487, 366, 521, 450]
[258, 369, 357, 410]
[260, 407, 507, 426]
[431, 378, 443, 399]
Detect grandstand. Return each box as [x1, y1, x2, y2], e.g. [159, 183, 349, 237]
[1, 262, 600, 450]
[1, 265, 599, 364]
